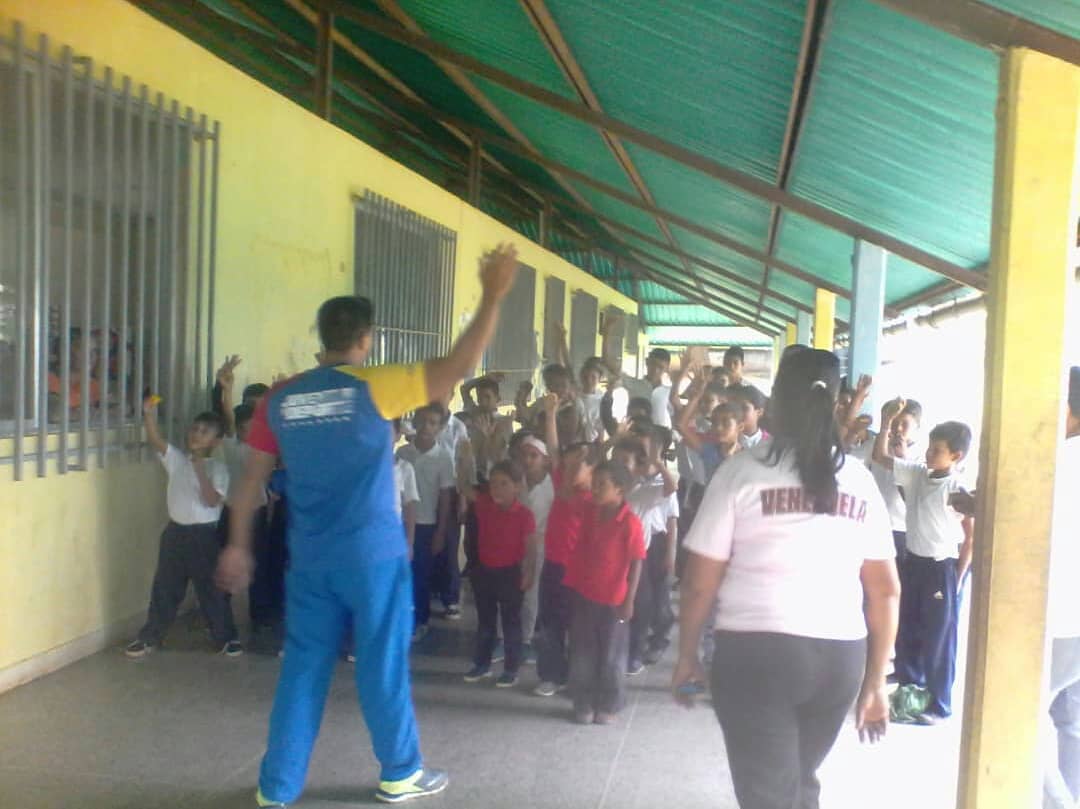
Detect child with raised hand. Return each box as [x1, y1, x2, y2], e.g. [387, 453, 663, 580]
[677, 374, 741, 483]
[564, 460, 647, 725]
[126, 396, 239, 658]
[462, 460, 539, 688]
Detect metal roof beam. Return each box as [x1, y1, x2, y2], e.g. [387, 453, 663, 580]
[518, 0, 705, 295]
[321, 0, 987, 291]
[313, 6, 333, 118]
[758, 0, 828, 320]
[873, 0, 1080, 68]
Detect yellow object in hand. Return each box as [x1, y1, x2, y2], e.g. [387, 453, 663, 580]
[148, 395, 162, 406]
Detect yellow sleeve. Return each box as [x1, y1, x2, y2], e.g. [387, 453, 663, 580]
[334, 363, 429, 419]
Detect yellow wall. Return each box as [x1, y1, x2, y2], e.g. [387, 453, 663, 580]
[0, 0, 636, 677]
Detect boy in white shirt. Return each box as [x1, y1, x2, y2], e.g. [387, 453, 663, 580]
[393, 419, 421, 558]
[870, 399, 922, 563]
[518, 429, 555, 658]
[397, 404, 456, 640]
[874, 400, 973, 723]
[126, 399, 238, 658]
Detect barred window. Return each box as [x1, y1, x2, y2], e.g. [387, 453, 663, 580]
[484, 263, 537, 402]
[0, 23, 219, 479]
[353, 190, 457, 367]
[542, 275, 565, 364]
[569, 290, 598, 375]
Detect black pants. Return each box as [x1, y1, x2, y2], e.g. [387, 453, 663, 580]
[472, 563, 524, 672]
[711, 631, 866, 809]
[138, 521, 237, 646]
[218, 504, 284, 627]
[892, 530, 907, 567]
[569, 594, 629, 715]
[646, 532, 675, 649]
[537, 560, 572, 685]
[677, 482, 705, 578]
[628, 556, 654, 666]
[431, 491, 462, 609]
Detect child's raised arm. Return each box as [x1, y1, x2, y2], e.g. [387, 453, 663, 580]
[216, 355, 242, 437]
[142, 397, 168, 456]
[543, 392, 561, 469]
[872, 398, 906, 470]
[676, 376, 707, 453]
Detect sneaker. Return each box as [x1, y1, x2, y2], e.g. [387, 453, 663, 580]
[573, 709, 595, 725]
[125, 640, 154, 658]
[594, 712, 617, 725]
[255, 787, 287, 807]
[346, 654, 356, 664]
[627, 659, 645, 676]
[915, 711, 946, 726]
[411, 624, 429, 644]
[444, 605, 462, 620]
[463, 665, 493, 683]
[534, 681, 558, 697]
[375, 767, 449, 803]
[495, 671, 518, 688]
[491, 640, 505, 663]
[222, 640, 244, 657]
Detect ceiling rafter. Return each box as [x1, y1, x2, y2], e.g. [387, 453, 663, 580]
[321, 0, 988, 291]
[518, 0, 704, 296]
[757, 0, 828, 321]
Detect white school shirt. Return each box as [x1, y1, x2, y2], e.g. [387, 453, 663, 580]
[891, 458, 966, 560]
[1048, 438, 1080, 638]
[739, 429, 765, 450]
[396, 442, 455, 525]
[394, 457, 420, 517]
[523, 473, 555, 549]
[650, 385, 673, 428]
[627, 476, 671, 551]
[161, 444, 229, 525]
[870, 460, 907, 533]
[684, 440, 894, 641]
[437, 413, 469, 473]
[580, 391, 604, 442]
[222, 437, 268, 509]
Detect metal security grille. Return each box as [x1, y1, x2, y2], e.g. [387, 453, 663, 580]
[625, 313, 640, 354]
[570, 291, 598, 374]
[354, 191, 456, 367]
[0, 22, 220, 480]
[542, 275, 565, 363]
[485, 263, 537, 401]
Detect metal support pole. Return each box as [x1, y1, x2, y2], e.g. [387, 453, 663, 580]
[848, 240, 887, 409]
[314, 8, 333, 118]
[958, 48, 1080, 809]
[785, 322, 797, 346]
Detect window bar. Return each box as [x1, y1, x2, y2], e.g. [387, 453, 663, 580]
[207, 120, 220, 397]
[178, 106, 194, 422]
[59, 46, 75, 474]
[134, 84, 150, 462]
[371, 194, 385, 365]
[393, 202, 405, 363]
[441, 231, 454, 355]
[118, 75, 132, 449]
[34, 33, 50, 479]
[414, 214, 426, 365]
[98, 66, 114, 469]
[166, 99, 180, 443]
[13, 22, 28, 481]
[194, 113, 207, 397]
[151, 93, 164, 409]
[79, 56, 94, 470]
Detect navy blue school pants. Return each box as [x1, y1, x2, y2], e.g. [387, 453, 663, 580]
[259, 555, 422, 804]
[894, 553, 959, 717]
[430, 494, 461, 610]
[411, 524, 438, 629]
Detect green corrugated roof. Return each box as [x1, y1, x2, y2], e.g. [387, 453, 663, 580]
[144, 0, 1075, 342]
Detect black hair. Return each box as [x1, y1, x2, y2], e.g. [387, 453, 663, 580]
[242, 382, 270, 402]
[627, 396, 652, 419]
[594, 459, 635, 494]
[929, 421, 972, 456]
[509, 429, 534, 451]
[582, 357, 606, 376]
[562, 440, 600, 466]
[650, 424, 673, 453]
[192, 411, 226, 438]
[711, 402, 739, 422]
[647, 347, 671, 364]
[724, 346, 745, 364]
[728, 383, 767, 411]
[543, 363, 572, 382]
[489, 459, 525, 485]
[475, 377, 500, 399]
[413, 403, 444, 424]
[1070, 367, 1080, 417]
[233, 403, 255, 428]
[317, 296, 373, 352]
[900, 398, 923, 425]
[781, 344, 808, 362]
[766, 348, 844, 513]
[613, 435, 648, 466]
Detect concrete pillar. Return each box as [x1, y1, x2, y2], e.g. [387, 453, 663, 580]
[812, 289, 835, 350]
[785, 322, 797, 346]
[958, 47, 1080, 809]
[795, 310, 812, 346]
[848, 240, 887, 411]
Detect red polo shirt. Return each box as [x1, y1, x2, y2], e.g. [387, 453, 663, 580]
[473, 492, 535, 568]
[544, 468, 592, 566]
[565, 501, 646, 606]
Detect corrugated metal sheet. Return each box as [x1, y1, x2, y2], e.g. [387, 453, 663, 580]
[646, 325, 775, 347]
[983, 0, 1080, 39]
[644, 304, 736, 327]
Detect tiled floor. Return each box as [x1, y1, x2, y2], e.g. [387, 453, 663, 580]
[0, 612, 961, 808]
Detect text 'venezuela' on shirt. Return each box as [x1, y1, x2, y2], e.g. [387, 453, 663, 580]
[758, 486, 870, 523]
[246, 362, 429, 571]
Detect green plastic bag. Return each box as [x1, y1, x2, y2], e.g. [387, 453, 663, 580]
[889, 684, 932, 723]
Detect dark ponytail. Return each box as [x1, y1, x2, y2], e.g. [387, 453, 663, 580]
[765, 349, 844, 513]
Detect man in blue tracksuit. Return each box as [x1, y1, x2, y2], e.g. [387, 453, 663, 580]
[217, 245, 519, 807]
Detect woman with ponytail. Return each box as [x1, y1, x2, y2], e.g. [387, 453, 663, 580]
[673, 349, 900, 809]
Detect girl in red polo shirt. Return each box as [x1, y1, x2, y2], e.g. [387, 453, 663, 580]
[463, 460, 539, 688]
[565, 461, 647, 725]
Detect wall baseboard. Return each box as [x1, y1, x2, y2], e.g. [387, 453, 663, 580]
[0, 611, 144, 695]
